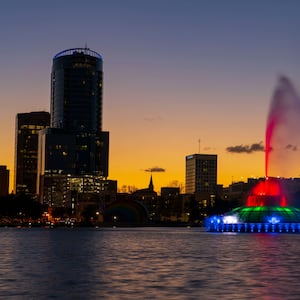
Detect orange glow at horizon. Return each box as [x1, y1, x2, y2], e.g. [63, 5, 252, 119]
[0, 77, 267, 195]
[1, 128, 266, 194]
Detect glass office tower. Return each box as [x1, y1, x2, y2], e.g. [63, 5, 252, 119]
[50, 48, 108, 176]
[38, 48, 110, 208]
[39, 48, 109, 179]
[51, 48, 103, 133]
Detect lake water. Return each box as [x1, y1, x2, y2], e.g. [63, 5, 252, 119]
[0, 227, 299, 299]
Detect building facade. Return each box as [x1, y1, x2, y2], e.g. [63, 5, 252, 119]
[39, 173, 117, 212]
[14, 111, 50, 194]
[185, 154, 218, 194]
[51, 47, 103, 133]
[46, 47, 109, 177]
[0, 166, 9, 197]
[185, 154, 218, 220]
[38, 48, 110, 210]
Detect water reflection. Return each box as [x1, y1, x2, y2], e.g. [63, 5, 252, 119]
[0, 228, 299, 299]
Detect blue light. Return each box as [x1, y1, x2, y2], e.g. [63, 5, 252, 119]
[268, 216, 280, 224]
[205, 207, 300, 233]
[209, 216, 221, 224]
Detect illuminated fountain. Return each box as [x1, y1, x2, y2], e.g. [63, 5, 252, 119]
[206, 77, 300, 233]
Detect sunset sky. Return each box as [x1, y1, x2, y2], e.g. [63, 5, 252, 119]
[1, 0, 300, 193]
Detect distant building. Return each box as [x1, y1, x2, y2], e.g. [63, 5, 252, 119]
[37, 128, 109, 180]
[160, 187, 185, 222]
[224, 179, 259, 206]
[281, 178, 300, 207]
[185, 154, 217, 194]
[160, 187, 180, 198]
[39, 173, 117, 214]
[132, 175, 157, 198]
[185, 154, 218, 219]
[0, 166, 9, 197]
[14, 111, 50, 195]
[132, 175, 158, 221]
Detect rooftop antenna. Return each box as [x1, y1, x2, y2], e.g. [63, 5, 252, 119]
[198, 139, 201, 154]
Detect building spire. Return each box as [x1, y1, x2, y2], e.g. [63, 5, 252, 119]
[148, 174, 154, 191]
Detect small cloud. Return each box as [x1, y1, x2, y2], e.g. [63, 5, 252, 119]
[226, 141, 264, 154]
[144, 167, 166, 172]
[144, 116, 162, 122]
[250, 142, 265, 152]
[286, 144, 298, 151]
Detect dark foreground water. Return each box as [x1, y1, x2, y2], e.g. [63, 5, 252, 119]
[0, 227, 300, 300]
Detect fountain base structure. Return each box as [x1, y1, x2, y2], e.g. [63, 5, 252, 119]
[206, 177, 300, 233]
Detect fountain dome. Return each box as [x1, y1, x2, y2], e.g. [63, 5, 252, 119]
[206, 177, 300, 233]
[223, 206, 300, 224]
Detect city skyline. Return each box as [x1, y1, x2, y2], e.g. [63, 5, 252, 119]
[1, 0, 300, 192]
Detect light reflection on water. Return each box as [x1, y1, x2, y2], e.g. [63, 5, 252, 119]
[0, 227, 299, 299]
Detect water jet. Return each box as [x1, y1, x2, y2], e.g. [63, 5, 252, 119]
[206, 77, 300, 233]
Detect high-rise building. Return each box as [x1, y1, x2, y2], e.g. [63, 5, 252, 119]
[37, 48, 110, 208]
[185, 154, 217, 194]
[14, 111, 50, 194]
[50, 47, 103, 133]
[0, 166, 9, 197]
[41, 47, 109, 177]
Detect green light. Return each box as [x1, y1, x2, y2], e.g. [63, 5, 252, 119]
[254, 207, 262, 211]
[225, 206, 300, 223]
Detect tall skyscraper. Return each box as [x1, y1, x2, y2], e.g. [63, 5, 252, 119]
[0, 166, 9, 197]
[47, 47, 108, 176]
[185, 154, 217, 194]
[50, 47, 103, 133]
[14, 111, 50, 194]
[38, 48, 110, 208]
